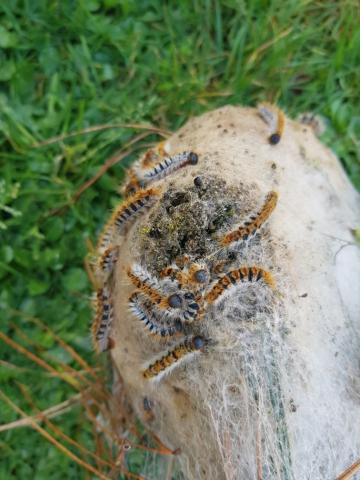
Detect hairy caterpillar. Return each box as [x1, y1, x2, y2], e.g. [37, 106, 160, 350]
[204, 266, 274, 304]
[128, 264, 200, 322]
[221, 191, 278, 246]
[98, 245, 119, 278]
[97, 187, 160, 252]
[139, 151, 198, 185]
[129, 292, 181, 337]
[258, 103, 285, 145]
[92, 287, 114, 352]
[127, 265, 170, 308]
[142, 336, 207, 381]
[160, 262, 209, 288]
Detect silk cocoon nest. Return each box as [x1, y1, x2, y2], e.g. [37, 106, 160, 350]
[98, 106, 360, 480]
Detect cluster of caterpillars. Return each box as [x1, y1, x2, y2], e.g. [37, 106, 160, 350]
[91, 103, 283, 382]
[92, 146, 199, 353]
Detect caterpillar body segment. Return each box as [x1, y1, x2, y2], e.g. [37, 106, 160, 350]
[140, 148, 158, 169]
[258, 103, 285, 145]
[98, 245, 119, 279]
[204, 266, 274, 305]
[123, 142, 172, 195]
[139, 151, 198, 185]
[112, 187, 161, 235]
[174, 255, 191, 268]
[273, 109, 285, 144]
[142, 335, 207, 381]
[123, 168, 142, 197]
[129, 292, 181, 337]
[97, 187, 160, 254]
[128, 264, 200, 321]
[258, 103, 275, 127]
[221, 191, 278, 246]
[211, 260, 227, 275]
[140, 141, 171, 169]
[156, 140, 171, 157]
[160, 262, 209, 289]
[97, 225, 115, 255]
[92, 287, 114, 352]
[159, 265, 179, 280]
[127, 265, 170, 309]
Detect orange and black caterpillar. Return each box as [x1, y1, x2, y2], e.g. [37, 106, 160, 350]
[129, 292, 181, 337]
[142, 335, 207, 380]
[92, 287, 113, 352]
[258, 103, 285, 145]
[160, 262, 209, 289]
[128, 264, 200, 322]
[205, 266, 274, 304]
[127, 265, 169, 309]
[139, 151, 198, 185]
[97, 187, 160, 252]
[98, 245, 119, 277]
[221, 191, 278, 246]
[123, 142, 170, 196]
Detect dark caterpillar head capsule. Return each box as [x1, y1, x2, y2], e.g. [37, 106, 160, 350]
[184, 292, 195, 300]
[269, 133, 281, 145]
[168, 293, 182, 309]
[194, 176, 202, 187]
[188, 302, 199, 311]
[175, 319, 183, 332]
[188, 152, 199, 165]
[143, 396, 153, 411]
[193, 269, 208, 284]
[192, 336, 206, 350]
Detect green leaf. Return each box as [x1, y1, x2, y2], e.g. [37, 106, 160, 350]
[0, 26, 17, 48]
[43, 217, 65, 242]
[28, 279, 49, 296]
[0, 245, 14, 263]
[0, 61, 16, 81]
[62, 268, 88, 292]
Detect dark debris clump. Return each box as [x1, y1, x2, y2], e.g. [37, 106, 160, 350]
[139, 175, 256, 274]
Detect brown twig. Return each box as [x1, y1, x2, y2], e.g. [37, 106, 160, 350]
[82, 407, 145, 480]
[8, 321, 101, 395]
[84, 256, 99, 289]
[129, 442, 179, 456]
[72, 131, 150, 201]
[336, 459, 360, 480]
[0, 329, 107, 414]
[248, 28, 292, 65]
[32, 123, 171, 148]
[17, 383, 114, 470]
[82, 399, 123, 447]
[0, 360, 30, 372]
[9, 309, 100, 382]
[0, 393, 82, 432]
[46, 129, 169, 217]
[12, 310, 100, 380]
[0, 331, 80, 389]
[137, 425, 179, 456]
[0, 390, 113, 480]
